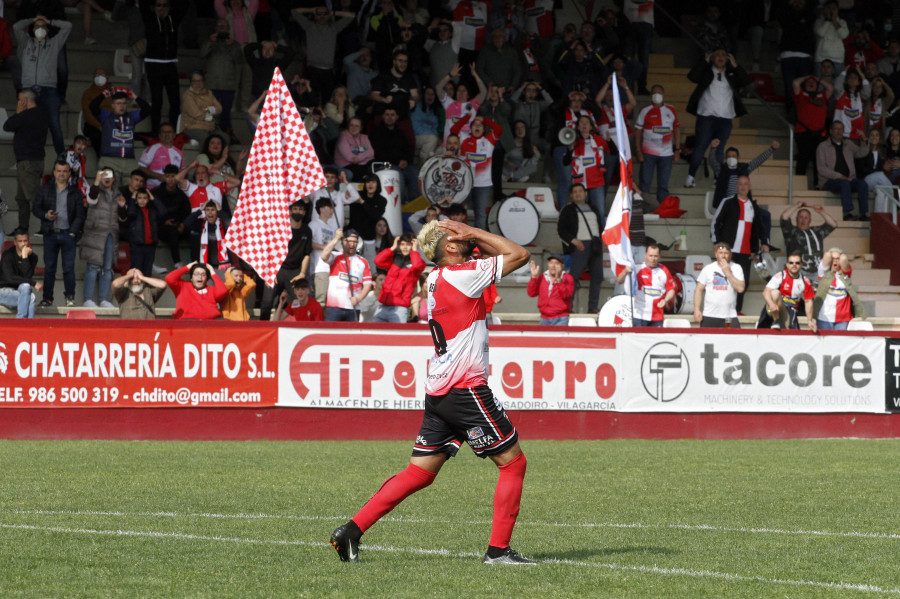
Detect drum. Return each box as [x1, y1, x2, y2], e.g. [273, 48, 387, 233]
[665, 273, 697, 315]
[487, 196, 541, 246]
[418, 155, 474, 206]
[597, 294, 633, 327]
[372, 163, 403, 238]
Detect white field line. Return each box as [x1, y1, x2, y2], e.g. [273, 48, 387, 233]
[7, 509, 900, 541]
[0, 521, 897, 595]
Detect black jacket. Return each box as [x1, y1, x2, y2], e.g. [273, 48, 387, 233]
[139, 0, 187, 61]
[686, 58, 751, 118]
[32, 182, 86, 237]
[711, 194, 767, 253]
[120, 198, 164, 245]
[557, 202, 603, 255]
[0, 246, 38, 288]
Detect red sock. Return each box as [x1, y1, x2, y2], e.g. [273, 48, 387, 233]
[352, 463, 437, 533]
[489, 452, 527, 548]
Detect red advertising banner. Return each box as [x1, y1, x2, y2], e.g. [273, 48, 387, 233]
[0, 321, 278, 408]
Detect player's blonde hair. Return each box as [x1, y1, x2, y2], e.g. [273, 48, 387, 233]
[417, 220, 447, 262]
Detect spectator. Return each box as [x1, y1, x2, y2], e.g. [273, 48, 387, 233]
[816, 121, 870, 221]
[438, 63, 486, 142]
[177, 162, 224, 212]
[3, 90, 47, 232]
[684, 49, 751, 189]
[448, 0, 489, 67]
[556, 39, 605, 98]
[112, 268, 167, 319]
[261, 200, 313, 320]
[292, 6, 355, 103]
[708, 139, 779, 211]
[139, 123, 183, 189]
[214, 0, 258, 45]
[697, 6, 734, 56]
[244, 40, 295, 97]
[323, 86, 356, 142]
[408, 272, 429, 322]
[349, 173, 387, 247]
[0, 228, 42, 318]
[866, 76, 893, 135]
[13, 14, 71, 156]
[91, 90, 152, 185]
[877, 39, 900, 95]
[478, 83, 513, 199]
[367, 0, 404, 72]
[509, 79, 553, 160]
[181, 71, 223, 144]
[792, 75, 833, 185]
[780, 202, 838, 280]
[153, 164, 191, 268]
[814, 247, 867, 330]
[622, 0, 654, 94]
[334, 117, 375, 181]
[309, 197, 340, 304]
[140, 0, 188, 132]
[407, 204, 440, 236]
[357, 271, 386, 322]
[774, 0, 815, 111]
[476, 27, 523, 92]
[197, 135, 243, 213]
[370, 107, 419, 203]
[527, 255, 574, 325]
[365, 217, 395, 272]
[34, 160, 86, 308]
[201, 19, 244, 144]
[503, 120, 540, 183]
[0, 16, 14, 74]
[617, 243, 676, 327]
[814, 2, 848, 76]
[410, 87, 445, 166]
[121, 187, 163, 276]
[426, 20, 459, 89]
[221, 267, 256, 321]
[184, 200, 231, 270]
[564, 114, 610, 219]
[746, 0, 781, 73]
[373, 233, 425, 322]
[369, 49, 420, 121]
[64, 135, 91, 196]
[165, 262, 227, 320]
[119, 168, 148, 207]
[833, 67, 868, 142]
[634, 84, 681, 209]
[844, 28, 883, 71]
[274, 278, 324, 322]
[310, 168, 360, 227]
[321, 228, 373, 322]
[452, 113, 502, 230]
[711, 175, 770, 313]
[693, 241, 744, 328]
[557, 183, 604, 314]
[82, 169, 126, 308]
[757, 251, 816, 331]
[595, 74, 636, 153]
[856, 128, 893, 212]
[551, 90, 596, 209]
[343, 46, 380, 105]
[80, 68, 115, 154]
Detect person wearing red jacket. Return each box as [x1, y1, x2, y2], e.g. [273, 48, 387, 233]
[165, 261, 228, 320]
[451, 113, 502, 230]
[527, 255, 575, 325]
[373, 232, 426, 323]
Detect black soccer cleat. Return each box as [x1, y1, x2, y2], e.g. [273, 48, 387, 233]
[482, 546, 536, 565]
[330, 522, 362, 563]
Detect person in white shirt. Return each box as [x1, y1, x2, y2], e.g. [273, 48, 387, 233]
[309, 167, 360, 226]
[693, 241, 745, 328]
[309, 197, 341, 305]
[634, 84, 681, 208]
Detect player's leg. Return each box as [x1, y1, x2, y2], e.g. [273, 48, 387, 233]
[482, 442, 532, 565]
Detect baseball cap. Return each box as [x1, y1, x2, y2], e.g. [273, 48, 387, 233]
[547, 254, 564, 264]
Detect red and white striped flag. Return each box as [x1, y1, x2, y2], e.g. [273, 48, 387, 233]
[224, 67, 326, 287]
[601, 80, 636, 280]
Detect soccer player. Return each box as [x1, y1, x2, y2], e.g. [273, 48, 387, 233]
[329, 219, 532, 565]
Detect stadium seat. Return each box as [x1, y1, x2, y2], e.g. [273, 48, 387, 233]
[704, 190, 716, 219]
[568, 316, 597, 326]
[113, 242, 131, 276]
[748, 73, 784, 103]
[0, 108, 14, 141]
[524, 186, 559, 217]
[663, 318, 692, 328]
[491, 314, 501, 325]
[76, 110, 84, 135]
[175, 114, 183, 134]
[67, 310, 97, 319]
[113, 49, 132, 78]
[685, 255, 712, 276]
[847, 320, 874, 331]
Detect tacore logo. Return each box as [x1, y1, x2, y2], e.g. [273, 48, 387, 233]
[0, 342, 6, 374]
[640, 341, 689, 402]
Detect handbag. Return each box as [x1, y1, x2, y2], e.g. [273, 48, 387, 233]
[575, 206, 603, 257]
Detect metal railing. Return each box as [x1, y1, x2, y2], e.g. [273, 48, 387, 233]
[873, 185, 900, 224]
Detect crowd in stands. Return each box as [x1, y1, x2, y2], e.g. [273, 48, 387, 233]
[0, 0, 892, 324]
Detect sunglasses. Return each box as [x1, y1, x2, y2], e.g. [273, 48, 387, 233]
[787, 261, 801, 265]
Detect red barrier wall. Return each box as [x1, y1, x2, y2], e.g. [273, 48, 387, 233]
[870, 213, 900, 285]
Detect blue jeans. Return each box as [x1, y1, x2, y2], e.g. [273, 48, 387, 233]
[374, 304, 408, 323]
[325, 306, 358, 322]
[822, 178, 869, 215]
[540, 316, 569, 325]
[212, 89, 235, 132]
[587, 186, 606, 223]
[553, 145, 572, 210]
[626, 22, 653, 89]
[43, 231, 77, 302]
[469, 186, 491, 230]
[690, 115, 733, 178]
[816, 319, 849, 330]
[34, 86, 65, 156]
[639, 154, 674, 204]
[633, 318, 663, 327]
[0, 283, 36, 318]
[83, 233, 115, 304]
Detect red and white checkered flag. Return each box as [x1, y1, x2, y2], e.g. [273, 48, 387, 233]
[225, 67, 326, 287]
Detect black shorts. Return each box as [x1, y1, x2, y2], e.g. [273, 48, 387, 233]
[412, 385, 518, 459]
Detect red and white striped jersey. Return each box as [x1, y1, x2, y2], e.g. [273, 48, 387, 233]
[425, 256, 503, 396]
[868, 96, 885, 129]
[733, 197, 755, 255]
[571, 134, 609, 189]
[624, 0, 654, 25]
[597, 103, 632, 141]
[833, 92, 865, 140]
[632, 262, 676, 321]
[524, 0, 554, 37]
[459, 127, 501, 187]
[185, 182, 223, 211]
[817, 265, 853, 323]
[564, 107, 596, 129]
[324, 252, 372, 310]
[635, 104, 679, 157]
[449, 0, 488, 51]
[766, 269, 815, 308]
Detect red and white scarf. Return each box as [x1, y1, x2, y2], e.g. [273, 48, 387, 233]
[200, 219, 229, 264]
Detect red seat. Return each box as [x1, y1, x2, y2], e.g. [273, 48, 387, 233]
[748, 73, 784, 103]
[113, 242, 131, 276]
[66, 310, 97, 319]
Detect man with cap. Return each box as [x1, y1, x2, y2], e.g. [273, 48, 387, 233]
[320, 227, 373, 322]
[693, 241, 744, 328]
[527, 254, 575, 325]
[90, 89, 152, 185]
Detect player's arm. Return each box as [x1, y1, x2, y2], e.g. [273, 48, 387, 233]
[438, 220, 529, 276]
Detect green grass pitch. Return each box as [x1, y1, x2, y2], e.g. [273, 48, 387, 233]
[0, 439, 897, 598]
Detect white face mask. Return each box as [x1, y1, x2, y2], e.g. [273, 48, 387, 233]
[94, 75, 107, 86]
[34, 27, 47, 40]
[726, 157, 738, 168]
[651, 93, 663, 105]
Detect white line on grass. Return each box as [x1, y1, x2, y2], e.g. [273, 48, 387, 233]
[0, 521, 897, 595]
[8, 509, 900, 541]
